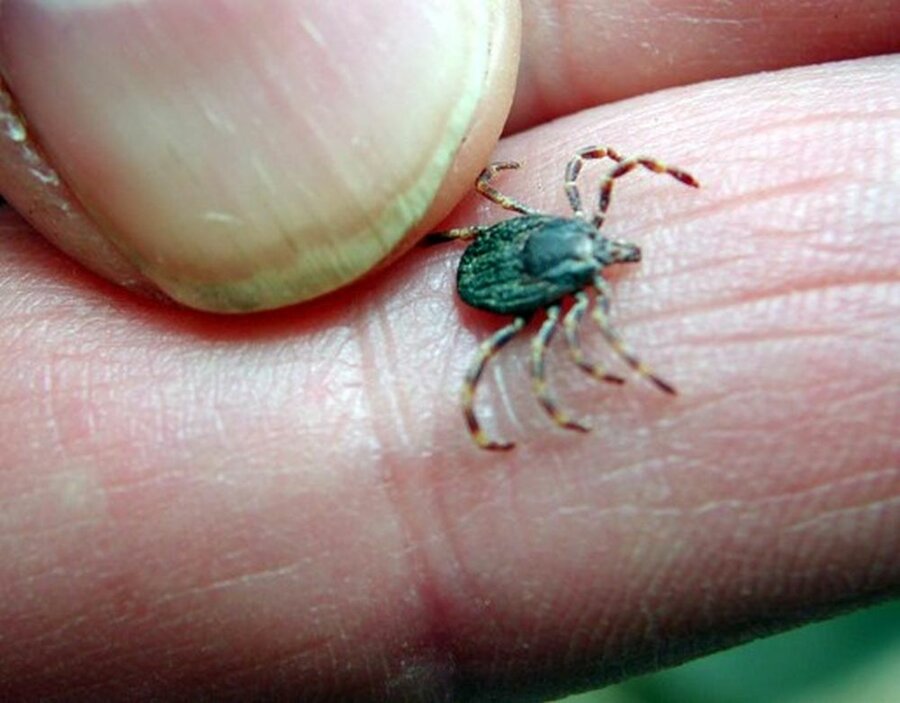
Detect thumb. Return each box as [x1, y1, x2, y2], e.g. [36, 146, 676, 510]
[0, 0, 520, 312]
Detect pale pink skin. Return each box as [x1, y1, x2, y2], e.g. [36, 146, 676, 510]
[1, 3, 899, 702]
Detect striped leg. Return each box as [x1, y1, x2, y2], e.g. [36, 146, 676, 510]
[476, 162, 540, 215]
[595, 156, 699, 227]
[592, 278, 676, 395]
[422, 225, 488, 245]
[462, 317, 526, 450]
[563, 292, 625, 385]
[531, 306, 590, 432]
[564, 145, 625, 219]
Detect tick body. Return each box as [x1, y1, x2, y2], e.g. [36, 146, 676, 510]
[436, 145, 699, 450]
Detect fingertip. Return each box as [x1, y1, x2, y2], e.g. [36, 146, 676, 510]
[398, 1, 522, 249]
[0, 0, 522, 312]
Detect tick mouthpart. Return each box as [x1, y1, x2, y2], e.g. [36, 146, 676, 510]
[608, 240, 641, 264]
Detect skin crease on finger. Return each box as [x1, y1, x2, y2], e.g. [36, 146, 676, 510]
[1, 55, 899, 703]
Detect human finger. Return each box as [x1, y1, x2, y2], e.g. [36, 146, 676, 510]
[0, 56, 897, 701]
[508, 0, 900, 131]
[0, 0, 520, 311]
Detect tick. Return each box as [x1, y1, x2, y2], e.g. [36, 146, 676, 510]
[432, 145, 700, 450]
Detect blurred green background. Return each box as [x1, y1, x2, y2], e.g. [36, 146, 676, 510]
[554, 598, 900, 703]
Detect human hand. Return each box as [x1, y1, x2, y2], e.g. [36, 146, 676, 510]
[1, 1, 898, 700]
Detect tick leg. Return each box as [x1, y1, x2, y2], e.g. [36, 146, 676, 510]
[421, 225, 488, 245]
[563, 292, 625, 385]
[463, 317, 526, 451]
[476, 162, 540, 215]
[593, 278, 677, 395]
[595, 156, 700, 227]
[564, 145, 625, 219]
[532, 305, 590, 433]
